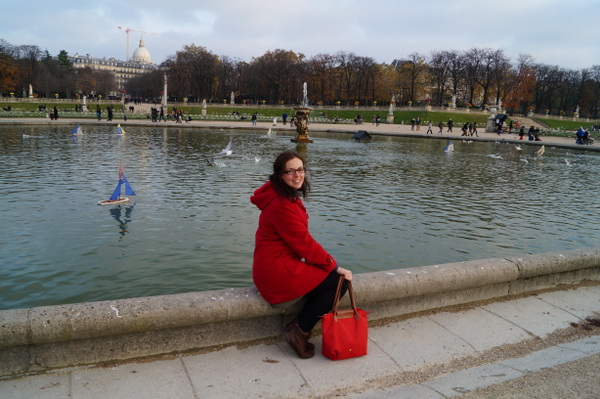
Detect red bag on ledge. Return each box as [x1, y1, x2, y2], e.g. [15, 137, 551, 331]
[321, 276, 368, 360]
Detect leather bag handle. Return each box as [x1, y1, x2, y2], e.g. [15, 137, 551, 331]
[331, 275, 360, 321]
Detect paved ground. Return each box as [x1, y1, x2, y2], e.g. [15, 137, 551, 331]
[0, 114, 595, 151]
[1, 284, 599, 398]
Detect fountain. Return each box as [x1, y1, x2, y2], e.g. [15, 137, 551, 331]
[291, 82, 313, 143]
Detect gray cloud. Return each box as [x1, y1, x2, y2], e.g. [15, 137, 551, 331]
[1, 0, 597, 69]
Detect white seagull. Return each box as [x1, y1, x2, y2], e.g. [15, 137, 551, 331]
[535, 145, 545, 159]
[217, 139, 233, 156]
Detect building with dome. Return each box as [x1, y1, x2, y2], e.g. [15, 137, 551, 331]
[130, 39, 152, 64]
[71, 39, 158, 96]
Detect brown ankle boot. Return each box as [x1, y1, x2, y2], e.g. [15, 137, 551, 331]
[284, 320, 315, 359]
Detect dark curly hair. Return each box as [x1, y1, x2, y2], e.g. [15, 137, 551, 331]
[269, 150, 311, 200]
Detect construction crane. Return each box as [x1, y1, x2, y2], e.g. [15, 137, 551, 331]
[116, 26, 155, 61]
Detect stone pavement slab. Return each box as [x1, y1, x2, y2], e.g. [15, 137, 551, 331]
[537, 286, 600, 318]
[480, 295, 577, 338]
[71, 359, 194, 399]
[1, 373, 69, 399]
[427, 307, 532, 351]
[369, 317, 476, 371]
[183, 344, 309, 399]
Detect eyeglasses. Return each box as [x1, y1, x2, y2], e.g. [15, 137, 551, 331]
[282, 167, 306, 175]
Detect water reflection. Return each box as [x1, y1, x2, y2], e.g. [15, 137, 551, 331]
[0, 126, 599, 310]
[108, 204, 135, 241]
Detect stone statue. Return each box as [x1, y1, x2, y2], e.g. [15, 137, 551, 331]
[295, 110, 310, 139]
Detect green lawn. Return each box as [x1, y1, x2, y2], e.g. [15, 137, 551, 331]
[536, 117, 594, 131]
[1, 101, 596, 137]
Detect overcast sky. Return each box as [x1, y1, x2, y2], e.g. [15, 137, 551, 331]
[2, 0, 597, 70]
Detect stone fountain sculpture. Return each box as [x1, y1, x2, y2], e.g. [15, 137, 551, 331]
[292, 82, 313, 143]
[387, 94, 395, 123]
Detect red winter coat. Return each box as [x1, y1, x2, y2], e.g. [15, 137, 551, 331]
[250, 181, 336, 304]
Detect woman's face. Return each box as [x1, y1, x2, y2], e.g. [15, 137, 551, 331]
[282, 157, 305, 190]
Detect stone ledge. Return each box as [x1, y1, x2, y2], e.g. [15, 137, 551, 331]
[0, 248, 599, 377]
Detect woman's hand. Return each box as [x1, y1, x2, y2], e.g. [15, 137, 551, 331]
[336, 267, 352, 281]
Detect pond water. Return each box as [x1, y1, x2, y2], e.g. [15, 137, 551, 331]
[1, 125, 599, 310]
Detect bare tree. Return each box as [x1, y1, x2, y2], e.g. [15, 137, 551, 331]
[447, 50, 466, 105]
[428, 50, 451, 106]
[396, 52, 427, 103]
[463, 48, 507, 107]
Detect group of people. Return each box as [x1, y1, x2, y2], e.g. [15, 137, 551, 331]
[149, 106, 190, 123]
[410, 117, 421, 130]
[460, 122, 479, 137]
[518, 126, 542, 141]
[95, 104, 118, 121]
[420, 119, 478, 137]
[576, 127, 594, 145]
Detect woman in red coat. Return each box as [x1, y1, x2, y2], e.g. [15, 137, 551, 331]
[251, 150, 352, 358]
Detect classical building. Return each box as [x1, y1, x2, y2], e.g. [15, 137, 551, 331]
[71, 39, 157, 96]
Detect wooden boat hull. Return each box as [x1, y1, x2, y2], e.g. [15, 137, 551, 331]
[97, 197, 130, 206]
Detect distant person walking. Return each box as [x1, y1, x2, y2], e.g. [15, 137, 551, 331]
[471, 122, 478, 137]
[426, 121, 433, 134]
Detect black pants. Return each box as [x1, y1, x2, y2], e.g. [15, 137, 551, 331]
[297, 270, 348, 332]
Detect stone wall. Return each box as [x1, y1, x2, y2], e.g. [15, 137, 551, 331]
[1, 248, 599, 377]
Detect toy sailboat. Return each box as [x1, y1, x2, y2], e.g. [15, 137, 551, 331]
[115, 124, 126, 135]
[71, 124, 83, 135]
[98, 163, 136, 205]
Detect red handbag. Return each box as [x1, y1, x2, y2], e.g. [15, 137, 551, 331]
[321, 276, 368, 360]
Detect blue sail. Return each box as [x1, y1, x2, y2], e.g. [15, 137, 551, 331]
[71, 124, 82, 135]
[109, 180, 124, 201]
[122, 174, 136, 196]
